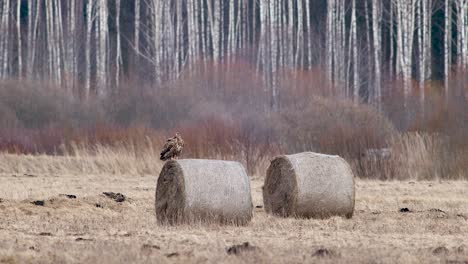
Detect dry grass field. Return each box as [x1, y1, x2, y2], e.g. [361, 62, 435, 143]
[0, 153, 467, 264]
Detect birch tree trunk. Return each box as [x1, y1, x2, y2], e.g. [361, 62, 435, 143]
[188, 0, 196, 68]
[296, 0, 304, 69]
[306, 0, 312, 69]
[0, 0, 10, 78]
[389, 0, 394, 79]
[134, 0, 140, 60]
[45, 0, 55, 82]
[115, 0, 122, 87]
[445, 0, 452, 100]
[200, 0, 208, 62]
[16, 0, 22, 78]
[372, 0, 382, 107]
[55, 0, 64, 86]
[257, 0, 270, 107]
[152, 0, 163, 82]
[333, 0, 340, 83]
[228, 0, 236, 61]
[26, 0, 40, 80]
[423, 0, 432, 81]
[84, 0, 94, 99]
[97, 0, 108, 96]
[418, 0, 431, 111]
[208, 0, 221, 63]
[175, 0, 182, 74]
[66, 0, 77, 92]
[326, 0, 335, 82]
[351, 0, 359, 103]
[271, 0, 279, 110]
[456, 0, 468, 67]
[26, 0, 33, 79]
[364, 0, 373, 98]
[289, 0, 295, 68]
[395, 0, 419, 109]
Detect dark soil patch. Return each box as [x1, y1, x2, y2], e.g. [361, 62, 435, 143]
[165, 252, 179, 258]
[28, 246, 39, 252]
[103, 192, 126, 202]
[312, 248, 335, 258]
[457, 214, 468, 220]
[31, 200, 45, 206]
[75, 237, 94, 242]
[142, 244, 161, 250]
[59, 194, 77, 199]
[226, 242, 257, 255]
[432, 246, 449, 255]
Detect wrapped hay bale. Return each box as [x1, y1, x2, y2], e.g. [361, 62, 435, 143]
[155, 159, 253, 225]
[263, 152, 355, 219]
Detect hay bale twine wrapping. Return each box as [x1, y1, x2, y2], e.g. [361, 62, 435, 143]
[263, 152, 355, 219]
[156, 159, 253, 225]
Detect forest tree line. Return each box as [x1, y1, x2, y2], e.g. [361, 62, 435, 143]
[0, 0, 467, 110]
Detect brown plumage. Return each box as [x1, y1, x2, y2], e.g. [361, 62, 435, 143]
[160, 132, 184, 161]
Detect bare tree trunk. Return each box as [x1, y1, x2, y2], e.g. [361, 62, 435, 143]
[445, 0, 452, 101]
[200, 0, 208, 62]
[84, 0, 94, 99]
[271, 0, 279, 110]
[0, 0, 10, 78]
[364, 0, 373, 100]
[134, 0, 140, 61]
[66, 0, 77, 93]
[339, 0, 346, 86]
[417, 0, 431, 112]
[372, 0, 382, 108]
[56, 0, 65, 86]
[424, 0, 432, 81]
[175, 0, 182, 74]
[45, 0, 55, 82]
[456, 0, 468, 67]
[26, 0, 33, 79]
[390, 0, 394, 79]
[395, 0, 418, 109]
[26, 0, 40, 80]
[188, 0, 196, 68]
[326, 0, 335, 82]
[97, 0, 108, 96]
[296, 0, 303, 69]
[154, 0, 163, 82]
[16, 0, 22, 78]
[306, 0, 312, 69]
[289, 0, 295, 67]
[334, 0, 344, 85]
[351, 0, 359, 103]
[228, 0, 236, 61]
[115, 0, 122, 87]
[258, 0, 269, 106]
[208, 0, 221, 63]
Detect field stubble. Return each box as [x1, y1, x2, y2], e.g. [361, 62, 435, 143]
[0, 154, 467, 264]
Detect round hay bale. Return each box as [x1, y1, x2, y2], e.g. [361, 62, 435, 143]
[155, 159, 253, 225]
[263, 152, 355, 219]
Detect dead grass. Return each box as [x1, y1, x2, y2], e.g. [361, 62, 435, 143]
[0, 154, 468, 263]
[0, 143, 163, 176]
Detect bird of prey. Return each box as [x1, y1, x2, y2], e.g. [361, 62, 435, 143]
[160, 132, 184, 161]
